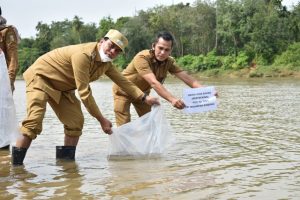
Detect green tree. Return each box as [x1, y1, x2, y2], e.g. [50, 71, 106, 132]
[215, 0, 243, 56]
[34, 22, 52, 55]
[245, 0, 292, 63]
[72, 15, 84, 43]
[193, 0, 216, 54]
[121, 15, 153, 65]
[290, 3, 300, 42]
[18, 47, 40, 74]
[48, 20, 76, 49]
[97, 16, 115, 39]
[79, 23, 97, 42]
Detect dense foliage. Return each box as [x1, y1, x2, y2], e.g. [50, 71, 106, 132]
[17, 0, 300, 75]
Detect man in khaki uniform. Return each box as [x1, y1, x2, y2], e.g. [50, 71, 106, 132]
[0, 7, 20, 93]
[12, 29, 159, 165]
[0, 7, 20, 150]
[113, 31, 214, 126]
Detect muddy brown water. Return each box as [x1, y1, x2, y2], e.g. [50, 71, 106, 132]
[1, 78, 300, 199]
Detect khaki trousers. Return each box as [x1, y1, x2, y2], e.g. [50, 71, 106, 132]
[113, 96, 151, 126]
[20, 78, 84, 139]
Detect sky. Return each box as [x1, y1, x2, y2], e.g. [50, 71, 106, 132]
[1, 0, 299, 38]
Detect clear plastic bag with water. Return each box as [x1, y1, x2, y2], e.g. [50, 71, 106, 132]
[0, 52, 19, 147]
[108, 105, 175, 159]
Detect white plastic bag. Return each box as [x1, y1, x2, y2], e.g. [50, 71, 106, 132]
[0, 52, 19, 147]
[108, 105, 175, 159]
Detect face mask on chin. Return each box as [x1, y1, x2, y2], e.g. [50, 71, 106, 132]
[99, 47, 113, 62]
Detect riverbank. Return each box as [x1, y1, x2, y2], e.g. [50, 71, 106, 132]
[193, 65, 300, 79]
[16, 65, 300, 81]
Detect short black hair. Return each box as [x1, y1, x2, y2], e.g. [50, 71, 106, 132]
[154, 31, 175, 47]
[0, 7, 2, 16]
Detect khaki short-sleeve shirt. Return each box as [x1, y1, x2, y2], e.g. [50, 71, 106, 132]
[114, 49, 183, 96]
[24, 42, 143, 118]
[0, 26, 18, 83]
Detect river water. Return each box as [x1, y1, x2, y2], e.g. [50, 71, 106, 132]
[1, 78, 300, 199]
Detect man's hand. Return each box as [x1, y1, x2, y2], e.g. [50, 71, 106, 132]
[214, 91, 219, 97]
[99, 117, 113, 135]
[171, 99, 185, 109]
[144, 95, 160, 106]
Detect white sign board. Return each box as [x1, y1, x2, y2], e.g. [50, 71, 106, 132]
[183, 86, 217, 114]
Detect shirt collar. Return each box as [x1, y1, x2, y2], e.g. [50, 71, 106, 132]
[94, 44, 102, 62]
[149, 49, 168, 65]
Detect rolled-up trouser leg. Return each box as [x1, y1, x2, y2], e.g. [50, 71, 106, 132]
[14, 87, 48, 165]
[20, 89, 49, 140]
[113, 97, 132, 126]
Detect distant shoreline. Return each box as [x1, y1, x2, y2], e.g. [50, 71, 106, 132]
[191, 67, 300, 79]
[16, 67, 300, 81]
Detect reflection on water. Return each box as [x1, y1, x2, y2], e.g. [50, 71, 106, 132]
[0, 78, 300, 199]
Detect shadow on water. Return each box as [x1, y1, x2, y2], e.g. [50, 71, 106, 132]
[0, 149, 37, 199]
[1, 151, 84, 199]
[105, 156, 216, 200]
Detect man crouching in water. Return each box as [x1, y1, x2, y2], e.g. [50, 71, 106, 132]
[12, 29, 159, 165]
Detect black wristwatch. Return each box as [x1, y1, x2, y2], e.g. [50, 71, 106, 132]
[141, 93, 148, 102]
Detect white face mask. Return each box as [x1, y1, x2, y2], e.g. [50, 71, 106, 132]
[99, 47, 113, 62]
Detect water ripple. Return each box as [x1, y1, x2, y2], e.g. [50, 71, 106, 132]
[0, 78, 299, 199]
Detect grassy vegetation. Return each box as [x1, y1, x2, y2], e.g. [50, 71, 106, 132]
[248, 65, 300, 78]
[176, 42, 300, 79]
[192, 65, 300, 79]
